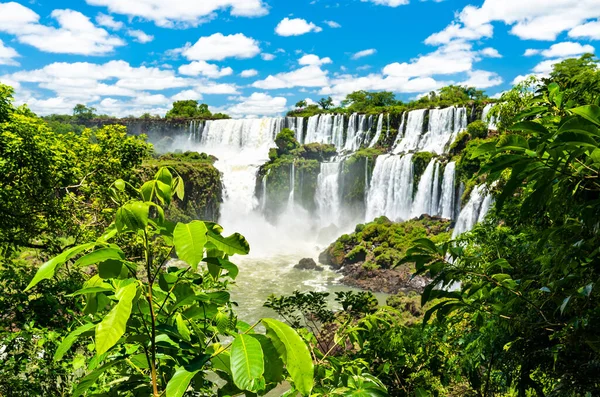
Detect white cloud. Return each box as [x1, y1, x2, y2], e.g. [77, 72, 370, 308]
[0, 3, 125, 55]
[352, 49, 376, 60]
[261, 53, 276, 61]
[85, 0, 269, 27]
[524, 49, 540, 56]
[275, 18, 322, 36]
[540, 41, 595, 58]
[252, 66, 329, 89]
[171, 90, 203, 101]
[226, 92, 287, 117]
[240, 69, 258, 78]
[95, 13, 123, 30]
[194, 81, 239, 94]
[298, 54, 332, 66]
[480, 47, 502, 58]
[569, 20, 600, 40]
[460, 70, 503, 88]
[324, 20, 341, 28]
[427, 0, 600, 44]
[180, 33, 260, 61]
[360, 0, 409, 7]
[133, 93, 170, 106]
[178, 61, 233, 78]
[320, 74, 447, 100]
[128, 29, 154, 43]
[532, 59, 564, 74]
[0, 39, 20, 66]
[425, 22, 493, 45]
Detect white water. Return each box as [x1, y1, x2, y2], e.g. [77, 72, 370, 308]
[452, 185, 493, 238]
[366, 154, 414, 221]
[287, 162, 296, 210]
[411, 159, 438, 218]
[482, 104, 498, 131]
[368, 114, 384, 148]
[393, 109, 426, 154]
[438, 162, 457, 219]
[315, 162, 342, 227]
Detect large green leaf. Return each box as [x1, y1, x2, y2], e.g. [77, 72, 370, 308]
[509, 121, 549, 135]
[155, 167, 173, 186]
[174, 221, 208, 270]
[231, 334, 265, 392]
[205, 222, 250, 256]
[25, 243, 94, 291]
[166, 366, 199, 397]
[75, 247, 124, 267]
[54, 322, 96, 361]
[95, 282, 137, 355]
[571, 105, 600, 126]
[116, 202, 149, 232]
[262, 318, 314, 396]
[496, 134, 529, 151]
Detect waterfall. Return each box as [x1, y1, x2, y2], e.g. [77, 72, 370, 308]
[393, 109, 426, 154]
[368, 114, 384, 148]
[315, 162, 342, 226]
[438, 162, 456, 219]
[431, 161, 441, 217]
[366, 154, 414, 222]
[286, 116, 304, 143]
[452, 185, 492, 238]
[392, 112, 407, 149]
[303, 114, 345, 151]
[287, 162, 295, 210]
[261, 175, 268, 212]
[188, 120, 205, 142]
[411, 159, 439, 218]
[482, 104, 498, 130]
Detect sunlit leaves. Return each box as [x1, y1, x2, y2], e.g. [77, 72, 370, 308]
[95, 281, 137, 355]
[25, 243, 94, 291]
[173, 221, 208, 270]
[231, 334, 265, 392]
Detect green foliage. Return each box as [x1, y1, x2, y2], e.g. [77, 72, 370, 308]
[165, 100, 229, 119]
[318, 97, 334, 110]
[466, 120, 489, 139]
[24, 170, 316, 396]
[73, 104, 97, 121]
[275, 128, 301, 155]
[342, 91, 398, 113]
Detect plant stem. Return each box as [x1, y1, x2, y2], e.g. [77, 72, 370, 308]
[145, 230, 160, 397]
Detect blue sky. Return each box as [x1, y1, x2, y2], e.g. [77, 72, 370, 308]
[0, 0, 598, 117]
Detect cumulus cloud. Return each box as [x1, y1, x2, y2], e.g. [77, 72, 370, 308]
[426, 0, 600, 44]
[180, 33, 261, 61]
[178, 61, 233, 78]
[539, 42, 595, 58]
[252, 66, 329, 89]
[298, 54, 332, 66]
[240, 69, 258, 78]
[85, 0, 268, 27]
[127, 29, 154, 43]
[261, 53, 276, 61]
[480, 47, 502, 58]
[524, 49, 540, 56]
[171, 90, 203, 101]
[95, 13, 123, 30]
[0, 3, 125, 55]
[275, 18, 322, 36]
[460, 70, 503, 88]
[0, 39, 20, 66]
[352, 49, 376, 60]
[226, 92, 287, 117]
[569, 20, 600, 40]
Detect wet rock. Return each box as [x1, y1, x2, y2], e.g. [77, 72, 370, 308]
[339, 264, 430, 294]
[294, 258, 324, 271]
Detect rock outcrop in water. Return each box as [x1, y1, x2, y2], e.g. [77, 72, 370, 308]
[294, 258, 324, 271]
[319, 215, 453, 293]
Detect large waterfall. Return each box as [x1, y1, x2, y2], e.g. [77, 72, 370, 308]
[411, 159, 439, 218]
[452, 185, 493, 238]
[315, 162, 342, 227]
[304, 114, 345, 150]
[482, 104, 498, 130]
[366, 154, 415, 221]
[368, 114, 384, 148]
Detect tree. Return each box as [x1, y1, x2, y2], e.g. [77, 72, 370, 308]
[341, 91, 397, 112]
[295, 100, 308, 109]
[544, 53, 600, 106]
[73, 104, 96, 121]
[318, 97, 334, 110]
[165, 100, 216, 119]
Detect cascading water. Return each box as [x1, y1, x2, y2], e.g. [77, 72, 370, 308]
[411, 159, 439, 218]
[366, 154, 414, 221]
[287, 162, 295, 210]
[438, 162, 457, 219]
[315, 162, 342, 227]
[452, 185, 492, 238]
[303, 114, 345, 151]
[393, 109, 426, 154]
[368, 114, 384, 148]
[482, 104, 498, 130]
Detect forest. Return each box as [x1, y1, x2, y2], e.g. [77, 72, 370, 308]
[1, 54, 600, 397]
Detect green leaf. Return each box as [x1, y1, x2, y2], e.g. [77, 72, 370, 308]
[67, 286, 114, 297]
[560, 296, 571, 315]
[98, 259, 124, 279]
[174, 221, 208, 270]
[156, 180, 172, 205]
[509, 121, 549, 135]
[175, 313, 191, 342]
[25, 243, 94, 291]
[557, 117, 600, 136]
[75, 247, 124, 267]
[95, 282, 137, 355]
[155, 167, 173, 186]
[231, 334, 265, 392]
[114, 179, 126, 192]
[116, 202, 149, 232]
[72, 360, 122, 397]
[174, 176, 185, 200]
[203, 257, 239, 279]
[205, 222, 250, 256]
[54, 323, 95, 361]
[166, 366, 200, 397]
[571, 105, 600, 126]
[470, 141, 497, 158]
[262, 318, 314, 396]
[496, 134, 529, 151]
